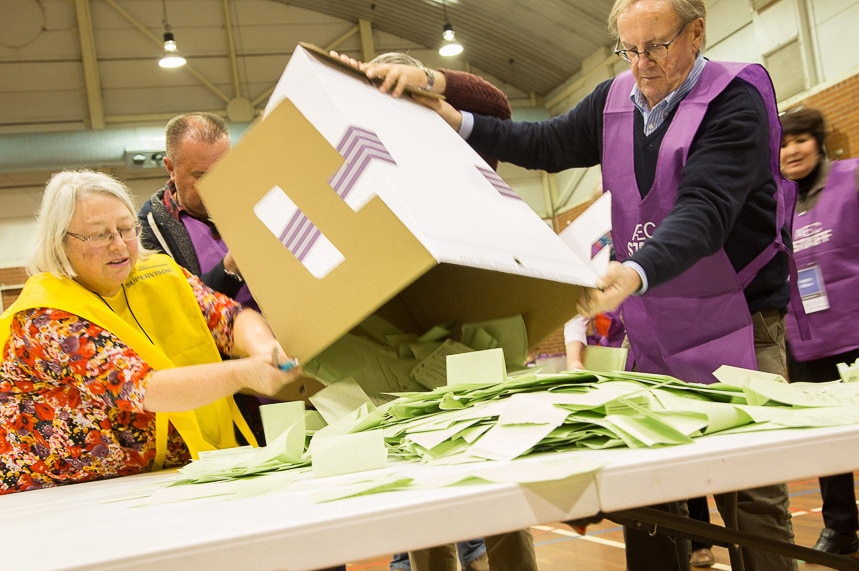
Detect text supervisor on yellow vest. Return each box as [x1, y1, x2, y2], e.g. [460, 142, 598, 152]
[0, 169, 301, 495]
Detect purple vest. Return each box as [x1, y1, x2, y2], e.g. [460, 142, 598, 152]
[602, 62, 791, 384]
[183, 215, 256, 307]
[786, 159, 859, 361]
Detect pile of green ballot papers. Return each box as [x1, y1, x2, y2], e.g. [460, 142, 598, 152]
[159, 358, 859, 504]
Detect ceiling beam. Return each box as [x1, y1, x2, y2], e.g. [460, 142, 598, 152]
[545, 49, 615, 111]
[74, 0, 106, 130]
[222, 0, 242, 99]
[251, 24, 361, 110]
[358, 18, 375, 61]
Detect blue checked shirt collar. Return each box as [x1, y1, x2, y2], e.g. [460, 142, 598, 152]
[630, 55, 707, 135]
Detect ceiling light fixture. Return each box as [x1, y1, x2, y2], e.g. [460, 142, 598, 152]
[158, 0, 186, 69]
[438, 1, 463, 57]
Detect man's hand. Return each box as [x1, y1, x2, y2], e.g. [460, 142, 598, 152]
[577, 261, 641, 317]
[408, 94, 463, 130]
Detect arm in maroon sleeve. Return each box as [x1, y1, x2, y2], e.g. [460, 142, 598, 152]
[440, 69, 511, 170]
[440, 69, 511, 121]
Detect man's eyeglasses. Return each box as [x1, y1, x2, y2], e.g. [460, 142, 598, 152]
[614, 24, 687, 63]
[66, 223, 142, 247]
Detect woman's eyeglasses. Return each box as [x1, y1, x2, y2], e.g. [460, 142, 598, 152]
[66, 223, 142, 247]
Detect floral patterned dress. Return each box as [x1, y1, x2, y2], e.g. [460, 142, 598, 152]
[0, 270, 241, 494]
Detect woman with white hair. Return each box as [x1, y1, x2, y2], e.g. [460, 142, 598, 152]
[0, 169, 301, 494]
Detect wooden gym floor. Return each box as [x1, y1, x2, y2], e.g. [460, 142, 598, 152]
[347, 475, 859, 571]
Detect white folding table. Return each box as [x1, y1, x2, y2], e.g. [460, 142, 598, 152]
[2, 424, 859, 571]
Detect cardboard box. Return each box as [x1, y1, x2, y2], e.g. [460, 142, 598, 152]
[198, 45, 598, 386]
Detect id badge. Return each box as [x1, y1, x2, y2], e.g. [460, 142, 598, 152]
[797, 264, 830, 313]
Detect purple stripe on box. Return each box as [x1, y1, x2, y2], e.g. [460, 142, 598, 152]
[277, 126, 396, 261]
[477, 165, 521, 200]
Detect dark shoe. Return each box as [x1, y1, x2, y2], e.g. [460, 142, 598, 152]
[812, 528, 859, 554]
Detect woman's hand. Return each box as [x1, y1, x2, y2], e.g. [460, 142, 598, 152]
[565, 341, 586, 371]
[330, 50, 364, 70]
[235, 351, 304, 398]
[237, 336, 303, 398]
[144, 353, 304, 412]
[327, 50, 461, 131]
[329, 50, 442, 98]
[364, 63, 434, 98]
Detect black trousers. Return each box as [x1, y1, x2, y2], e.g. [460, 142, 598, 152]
[787, 348, 859, 535]
[820, 472, 859, 534]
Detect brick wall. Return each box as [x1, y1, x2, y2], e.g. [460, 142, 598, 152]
[0, 266, 27, 312]
[794, 73, 859, 160]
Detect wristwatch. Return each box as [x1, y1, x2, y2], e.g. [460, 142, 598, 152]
[224, 266, 244, 283]
[420, 66, 435, 92]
